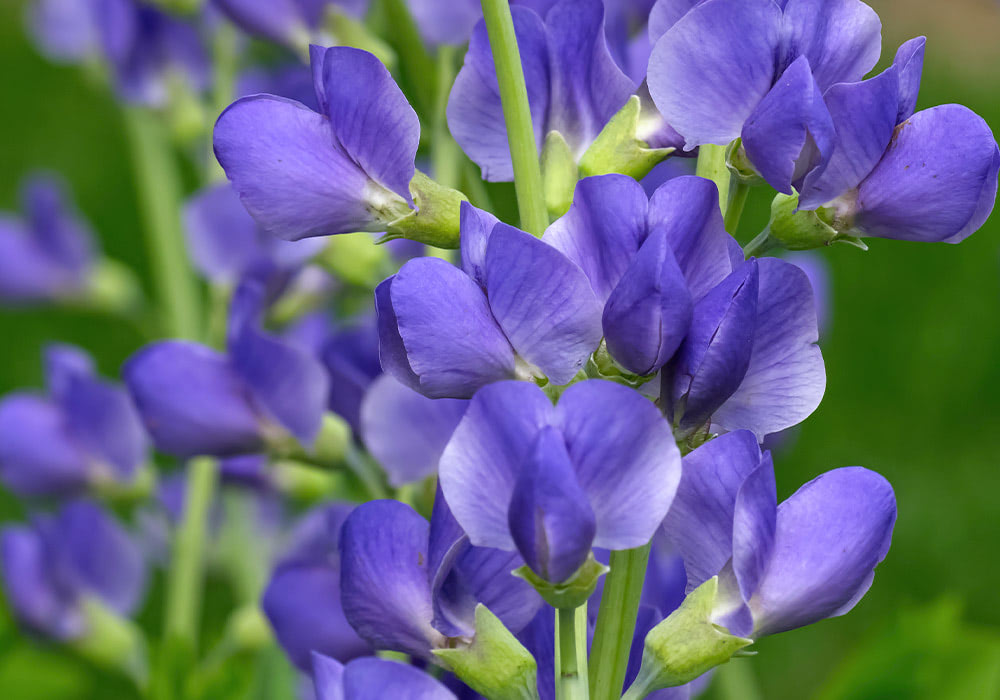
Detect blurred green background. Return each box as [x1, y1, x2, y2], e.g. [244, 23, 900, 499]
[1, 0, 999, 698]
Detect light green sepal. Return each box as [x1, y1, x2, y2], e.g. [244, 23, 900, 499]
[579, 96, 675, 180]
[513, 553, 609, 609]
[433, 605, 541, 700]
[324, 8, 397, 70]
[623, 578, 753, 700]
[384, 171, 468, 249]
[70, 598, 150, 688]
[541, 130, 578, 220]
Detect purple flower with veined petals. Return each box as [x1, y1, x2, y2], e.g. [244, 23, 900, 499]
[438, 380, 680, 584]
[648, 0, 887, 193]
[0, 344, 148, 498]
[212, 0, 369, 48]
[662, 431, 896, 639]
[262, 504, 371, 670]
[793, 38, 1000, 243]
[376, 203, 603, 399]
[312, 653, 457, 700]
[183, 183, 326, 285]
[0, 174, 96, 304]
[124, 263, 329, 457]
[0, 500, 146, 641]
[447, 0, 634, 182]
[360, 374, 469, 487]
[214, 46, 419, 241]
[339, 493, 542, 659]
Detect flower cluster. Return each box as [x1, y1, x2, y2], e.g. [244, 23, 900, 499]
[1, 0, 996, 699]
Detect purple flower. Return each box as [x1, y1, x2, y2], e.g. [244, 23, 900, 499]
[794, 38, 1000, 244]
[312, 654, 457, 700]
[447, 0, 634, 181]
[339, 494, 542, 659]
[438, 380, 680, 583]
[0, 500, 146, 640]
[0, 344, 148, 498]
[376, 203, 603, 399]
[648, 0, 886, 193]
[183, 183, 326, 284]
[0, 174, 96, 304]
[214, 46, 419, 241]
[125, 264, 329, 457]
[263, 504, 371, 670]
[212, 0, 369, 47]
[359, 374, 469, 487]
[662, 431, 896, 638]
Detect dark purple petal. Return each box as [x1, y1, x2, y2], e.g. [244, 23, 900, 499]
[713, 258, 825, 438]
[662, 431, 762, 591]
[603, 227, 693, 375]
[0, 395, 90, 497]
[263, 563, 371, 670]
[509, 427, 597, 582]
[448, 8, 550, 181]
[663, 261, 758, 433]
[544, 0, 634, 155]
[124, 341, 265, 457]
[0, 526, 79, 639]
[749, 467, 896, 637]
[557, 380, 680, 550]
[893, 36, 926, 123]
[458, 201, 501, 287]
[214, 95, 376, 240]
[339, 500, 443, 658]
[485, 225, 603, 385]
[855, 105, 1000, 243]
[648, 0, 782, 148]
[780, 0, 881, 91]
[798, 66, 899, 210]
[319, 47, 419, 204]
[360, 374, 468, 486]
[647, 175, 734, 301]
[387, 258, 516, 398]
[439, 381, 554, 550]
[732, 453, 777, 602]
[742, 56, 836, 194]
[343, 657, 457, 699]
[542, 174, 648, 302]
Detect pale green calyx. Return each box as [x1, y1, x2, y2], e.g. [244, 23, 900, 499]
[579, 96, 675, 180]
[541, 130, 578, 220]
[623, 578, 753, 700]
[433, 605, 541, 700]
[70, 597, 150, 688]
[768, 192, 868, 252]
[384, 170, 468, 249]
[513, 552, 609, 609]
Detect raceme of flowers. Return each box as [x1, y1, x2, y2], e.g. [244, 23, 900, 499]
[2, 0, 997, 699]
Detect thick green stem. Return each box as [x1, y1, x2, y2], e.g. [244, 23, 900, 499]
[724, 181, 750, 235]
[695, 143, 732, 217]
[556, 605, 590, 700]
[479, 0, 548, 236]
[123, 107, 202, 340]
[588, 545, 651, 700]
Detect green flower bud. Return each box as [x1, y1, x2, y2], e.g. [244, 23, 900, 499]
[384, 171, 468, 249]
[623, 578, 753, 700]
[513, 552, 609, 610]
[579, 96, 675, 181]
[541, 131, 578, 219]
[434, 605, 540, 700]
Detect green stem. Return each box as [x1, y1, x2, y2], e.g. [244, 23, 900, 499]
[724, 181, 750, 235]
[123, 107, 202, 340]
[556, 605, 590, 700]
[479, 0, 548, 236]
[695, 143, 732, 217]
[743, 228, 777, 259]
[588, 545, 651, 700]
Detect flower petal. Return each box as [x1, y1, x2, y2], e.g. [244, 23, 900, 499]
[648, 0, 783, 147]
[439, 381, 554, 550]
[485, 225, 603, 384]
[557, 380, 680, 550]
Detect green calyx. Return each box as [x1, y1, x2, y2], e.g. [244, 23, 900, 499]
[433, 605, 541, 700]
[767, 192, 868, 252]
[623, 578, 753, 700]
[513, 553, 609, 610]
[579, 96, 675, 181]
[541, 130, 578, 220]
[383, 170, 468, 249]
